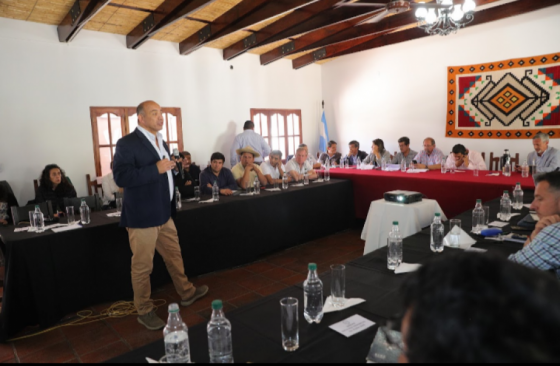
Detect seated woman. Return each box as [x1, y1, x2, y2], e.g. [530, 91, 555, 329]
[35, 164, 77, 214]
[363, 139, 392, 167]
[0, 185, 14, 226]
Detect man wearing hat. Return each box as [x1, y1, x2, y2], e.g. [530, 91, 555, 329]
[232, 146, 269, 189]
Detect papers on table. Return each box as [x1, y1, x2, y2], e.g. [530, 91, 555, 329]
[44, 223, 67, 230]
[358, 164, 375, 171]
[384, 164, 401, 172]
[466, 247, 488, 253]
[184, 198, 198, 203]
[523, 204, 531, 208]
[443, 228, 477, 250]
[146, 358, 159, 364]
[323, 296, 366, 313]
[52, 223, 82, 233]
[486, 233, 526, 244]
[106, 212, 121, 217]
[311, 179, 324, 184]
[488, 221, 509, 228]
[239, 192, 255, 196]
[531, 213, 539, 221]
[394, 263, 421, 274]
[291, 183, 304, 187]
[406, 169, 429, 174]
[486, 173, 500, 176]
[266, 188, 282, 192]
[329, 315, 375, 338]
[14, 227, 30, 233]
[198, 198, 215, 204]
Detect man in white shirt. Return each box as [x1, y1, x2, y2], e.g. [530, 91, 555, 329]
[101, 161, 122, 209]
[445, 144, 487, 170]
[298, 144, 322, 169]
[230, 121, 271, 167]
[285, 148, 318, 182]
[260, 150, 287, 185]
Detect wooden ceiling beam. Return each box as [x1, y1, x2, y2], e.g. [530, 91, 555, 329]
[293, 0, 560, 69]
[57, 0, 111, 42]
[178, 0, 317, 56]
[223, 0, 391, 61]
[127, 0, 217, 50]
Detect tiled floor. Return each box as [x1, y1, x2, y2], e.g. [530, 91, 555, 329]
[0, 229, 364, 363]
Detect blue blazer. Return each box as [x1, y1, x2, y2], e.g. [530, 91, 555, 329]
[113, 128, 176, 229]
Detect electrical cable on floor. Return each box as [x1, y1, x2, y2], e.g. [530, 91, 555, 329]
[7, 299, 167, 342]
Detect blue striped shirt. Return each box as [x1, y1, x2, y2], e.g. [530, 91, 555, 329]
[230, 130, 271, 167]
[509, 223, 560, 280]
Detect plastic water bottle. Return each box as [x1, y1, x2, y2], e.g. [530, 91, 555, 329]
[207, 300, 234, 363]
[500, 190, 512, 221]
[324, 165, 330, 182]
[522, 160, 529, 178]
[80, 199, 90, 225]
[430, 213, 444, 253]
[441, 159, 447, 174]
[254, 178, 261, 194]
[212, 181, 220, 202]
[175, 187, 182, 210]
[282, 173, 289, 189]
[344, 157, 350, 169]
[472, 199, 485, 234]
[387, 222, 403, 270]
[164, 303, 191, 364]
[356, 157, 362, 170]
[503, 162, 511, 177]
[303, 263, 324, 324]
[33, 205, 45, 233]
[400, 159, 407, 172]
[381, 158, 387, 171]
[513, 183, 524, 210]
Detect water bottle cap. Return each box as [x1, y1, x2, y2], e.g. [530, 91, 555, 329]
[435, 213, 441, 217]
[504, 190, 508, 194]
[168, 303, 180, 313]
[393, 221, 398, 225]
[517, 182, 520, 185]
[212, 300, 223, 311]
[175, 186, 178, 189]
[81, 199, 85, 202]
[308, 263, 317, 271]
[476, 199, 482, 203]
[35, 205, 39, 209]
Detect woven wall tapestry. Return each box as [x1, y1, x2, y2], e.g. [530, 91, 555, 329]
[446, 52, 560, 139]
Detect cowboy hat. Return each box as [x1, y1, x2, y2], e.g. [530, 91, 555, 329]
[236, 146, 261, 158]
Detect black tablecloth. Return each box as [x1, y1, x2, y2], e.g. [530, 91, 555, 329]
[109, 192, 533, 363]
[0, 180, 354, 341]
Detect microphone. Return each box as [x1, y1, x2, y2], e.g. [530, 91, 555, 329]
[173, 149, 184, 179]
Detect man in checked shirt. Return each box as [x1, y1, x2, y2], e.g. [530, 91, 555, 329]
[509, 171, 560, 279]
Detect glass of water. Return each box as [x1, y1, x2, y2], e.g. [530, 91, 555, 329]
[66, 206, 75, 225]
[330, 264, 346, 308]
[28, 211, 36, 232]
[194, 187, 200, 201]
[483, 206, 490, 225]
[441, 163, 447, 174]
[449, 219, 461, 248]
[116, 198, 123, 216]
[280, 298, 299, 352]
[303, 173, 309, 185]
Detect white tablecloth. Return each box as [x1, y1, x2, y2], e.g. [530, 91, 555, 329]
[361, 199, 447, 255]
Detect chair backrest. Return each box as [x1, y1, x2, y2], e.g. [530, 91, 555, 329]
[63, 194, 102, 213]
[11, 201, 53, 226]
[86, 174, 103, 197]
[33, 179, 39, 194]
[0, 181, 18, 207]
[511, 153, 520, 167]
[481, 152, 486, 162]
[489, 152, 500, 171]
[316, 152, 321, 159]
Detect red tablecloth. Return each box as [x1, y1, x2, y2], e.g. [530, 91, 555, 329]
[329, 168, 535, 219]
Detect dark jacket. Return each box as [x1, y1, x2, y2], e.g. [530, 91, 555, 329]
[173, 164, 201, 199]
[200, 166, 238, 195]
[34, 183, 77, 212]
[113, 128, 176, 229]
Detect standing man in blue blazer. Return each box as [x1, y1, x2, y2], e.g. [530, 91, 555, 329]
[113, 101, 208, 331]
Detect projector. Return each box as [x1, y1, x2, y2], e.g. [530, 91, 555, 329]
[384, 190, 423, 204]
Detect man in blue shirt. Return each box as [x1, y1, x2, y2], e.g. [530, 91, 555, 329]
[230, 121, 271, 167]
[413, 137, 445, 170]
[509, 171, 560, 279]
[200, 152, 238, 195]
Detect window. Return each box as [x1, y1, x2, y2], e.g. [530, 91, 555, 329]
[250, 109, 303, 159]
[90, 107, 183, 178]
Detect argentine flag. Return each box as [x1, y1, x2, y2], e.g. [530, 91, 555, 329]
[319, 111, 329, 153]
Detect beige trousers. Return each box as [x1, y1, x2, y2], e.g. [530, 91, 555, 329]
[128, 218, 195, 315]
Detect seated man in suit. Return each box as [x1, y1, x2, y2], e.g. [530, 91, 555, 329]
[319, 140, 342, 166]
[200, 152, 238, 196]
[445, 144, 487, 170]
[113, 100, 208, 331]
[526, 132, 560, 173]
[172, 151, 201, 199]
[231, 146, 268, 190]
[344, 140, 368, 166]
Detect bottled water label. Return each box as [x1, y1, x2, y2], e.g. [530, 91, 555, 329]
[387, 238, 403, 270]
[165, 331, 190, 364]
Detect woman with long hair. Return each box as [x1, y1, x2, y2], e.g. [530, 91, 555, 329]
[364, 139, 392, 167]
[35, 164, 77, 213]
[0, 184, 11, 226]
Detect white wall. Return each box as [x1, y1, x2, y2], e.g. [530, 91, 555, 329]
[322, 4, 560, 164]
[0, 17, 322, 205]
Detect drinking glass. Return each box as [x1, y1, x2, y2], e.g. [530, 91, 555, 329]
[449, 162, 456, 174]
[473, 167, 479, 177]
[330, 264, 346, 308]
[280, 298, 299, 352]
[194, 186, 201, 201]
[441, 163, 447, 174]
[116, 198, 123, 216]
[66, 206, 75, 225]
[483, 206, 490, 225]
[317, 170, 323, 182]
[28, 211, 36, 232]
[303, 174, 309, 185]
[511, 162, 516, 173]
[449, 219, 461, 248]
[274, 180, 279, 190]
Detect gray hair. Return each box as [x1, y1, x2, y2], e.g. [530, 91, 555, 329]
[270, 150, 283, 158]
[296, 147, 308, 155]
[424, 137, 436, 146]
[298, 144, 308, 149]
[534, 132, 550, 142]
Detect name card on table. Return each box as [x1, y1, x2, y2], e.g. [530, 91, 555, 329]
[329, 314, 375, 338]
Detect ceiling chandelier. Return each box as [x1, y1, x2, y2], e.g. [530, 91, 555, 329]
[415, 0, 477, 36]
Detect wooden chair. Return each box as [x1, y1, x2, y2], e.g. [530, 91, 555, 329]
[86, 174, 103, 197]
[63, 194, 103, 213]
[489, 152, 520, 171]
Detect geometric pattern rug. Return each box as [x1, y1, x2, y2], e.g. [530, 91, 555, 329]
[446, 52, 560, 139]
